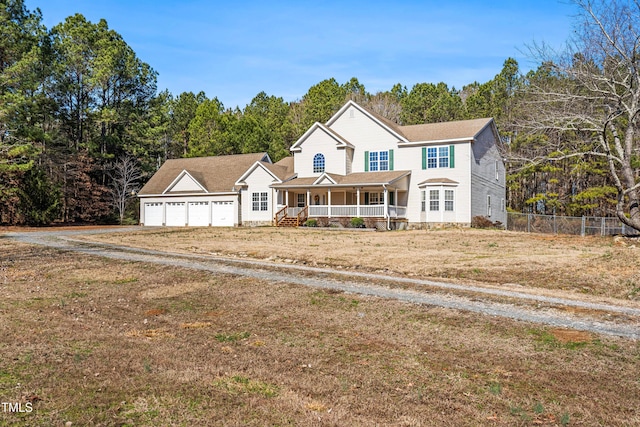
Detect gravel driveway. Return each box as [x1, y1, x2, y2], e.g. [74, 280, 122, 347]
[5, 227, 640, 340]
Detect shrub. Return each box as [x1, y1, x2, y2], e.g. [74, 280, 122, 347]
[350, 217, 365, 228]
[471, 216, 503, 229]
[305, 219, 318, 227]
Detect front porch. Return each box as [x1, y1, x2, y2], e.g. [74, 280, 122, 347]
[274, 205, 408, 228]
[274, 192, 408, 228]
[271, 170, 411, 228]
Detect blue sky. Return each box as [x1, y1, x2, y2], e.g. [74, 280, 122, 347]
[32, 0, 576, 109]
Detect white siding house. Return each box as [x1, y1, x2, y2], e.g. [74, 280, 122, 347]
[139, 100, 506, 228]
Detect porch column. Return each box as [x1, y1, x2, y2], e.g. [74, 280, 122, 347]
[394, 188, 398, 218]
[306, 189, 310, 207]
[383, 187, 388, 219]
[356, 188, 361, 217]
[328, 188, 332, 218]
[285, 190, 289, 207]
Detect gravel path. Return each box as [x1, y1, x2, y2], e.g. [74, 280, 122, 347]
[5, 228, 640, 340]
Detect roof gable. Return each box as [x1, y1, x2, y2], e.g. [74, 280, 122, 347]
[326, 100, 409, 143]
[313, 173, 338, 185]
[290, 122, 353, 152]
[236, 161, 287, 185]
[164, 170, 207, 194]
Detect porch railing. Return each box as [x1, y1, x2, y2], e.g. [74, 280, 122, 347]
[306, 205, 406, 218]
[274, 205, 287, 226]
[275, 205, 308, 226]
[388, 206, 407, 218]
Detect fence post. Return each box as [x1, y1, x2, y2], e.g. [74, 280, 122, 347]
[527, 214, 531, 233]
[581, 216, 585, 237]
[601, 217, 605, 236]
[553, 214, 557, 234]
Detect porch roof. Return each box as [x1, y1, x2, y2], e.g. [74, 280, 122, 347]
[271, 170, 411, 189]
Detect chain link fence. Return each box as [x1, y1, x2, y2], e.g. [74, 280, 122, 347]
[507, 212, 632, 236]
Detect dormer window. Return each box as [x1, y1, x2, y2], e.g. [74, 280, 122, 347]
[313, 153, 325, 173]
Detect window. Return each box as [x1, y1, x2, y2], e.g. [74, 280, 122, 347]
[495, 160, 500, 181]
[427, 147, 437, 168]
[379, 151, 389, 171]
[439, 146, 449, 168]
[252, 192, 268, 211]
[487, 195, 492, 217]
[429, 190, 439, 211]
[369, 151, 379, 171]
[424, 145, 453, 169]
[313, 153, 325, 173]
[421, 191, 426, 212]
[445, 190, 454, 211]
[297, 194, 305, 207]
[369, 150, 389, 171]
[365, 192, 386, 205]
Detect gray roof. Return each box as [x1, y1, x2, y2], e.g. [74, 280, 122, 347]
[398, 117, 493, 142]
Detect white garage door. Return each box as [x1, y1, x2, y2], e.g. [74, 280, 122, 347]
[165, 202, 186, 226]
[212, 201, 234, 226]
[188, 201, 210, 226]
[144, 202, 163, 226]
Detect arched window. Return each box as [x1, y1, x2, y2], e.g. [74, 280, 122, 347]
[313, 153, 325, 173]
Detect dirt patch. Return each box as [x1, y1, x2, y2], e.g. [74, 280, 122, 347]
[550, 328, 593, 343]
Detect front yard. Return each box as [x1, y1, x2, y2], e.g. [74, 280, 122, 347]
[82, 227, 640, 302]
[1, 227, 639, 425]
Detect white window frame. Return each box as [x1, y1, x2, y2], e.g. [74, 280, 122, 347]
[313, 153, 325, 173]
[427, 146, 449, 169]
[252, 192, 269, 211]
[429, 190, 439, 211]
[444, 189, 454, 211]
[369, 151, 389, 172]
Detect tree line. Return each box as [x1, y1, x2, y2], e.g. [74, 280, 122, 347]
[1, 0, 638, 231]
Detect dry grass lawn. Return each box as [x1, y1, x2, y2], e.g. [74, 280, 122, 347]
[1, 228, 639, 426]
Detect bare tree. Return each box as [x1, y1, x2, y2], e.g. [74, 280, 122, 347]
[109, 155, 142, 224]
[520, 0, 640, 233]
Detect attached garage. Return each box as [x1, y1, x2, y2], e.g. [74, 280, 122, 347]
[165, 202, 186, 226]
[144, 202, 164, 226]
[212, 201, 234, 226]
[138, 153, 287, 227]
[188, 201, 210, 226]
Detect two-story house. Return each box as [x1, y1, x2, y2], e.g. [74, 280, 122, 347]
[138, 100, 506, 228]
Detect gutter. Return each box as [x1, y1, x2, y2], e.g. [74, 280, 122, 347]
[138, 191, 241, 198]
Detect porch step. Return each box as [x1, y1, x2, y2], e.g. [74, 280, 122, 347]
[278, 217, 300, 227]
